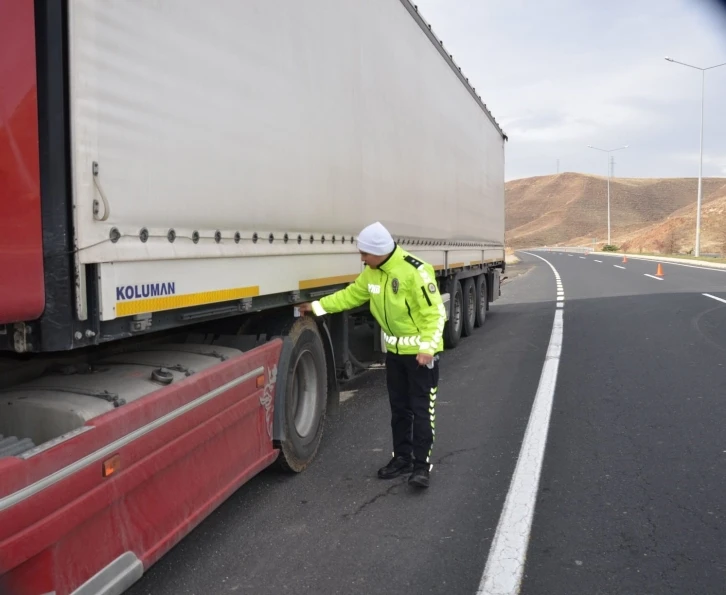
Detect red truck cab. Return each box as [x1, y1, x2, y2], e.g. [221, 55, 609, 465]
[0, 0, 45, 326]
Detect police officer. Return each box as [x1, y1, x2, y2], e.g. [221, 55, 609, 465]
[299, 222, 445, 488]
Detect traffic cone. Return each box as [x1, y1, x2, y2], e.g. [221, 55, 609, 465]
[656, 263, 664, 277]
[622, 255, 628, 263]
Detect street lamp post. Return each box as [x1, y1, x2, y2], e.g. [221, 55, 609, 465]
[587, 144, 629, 246]
[665, 56, 726, 257]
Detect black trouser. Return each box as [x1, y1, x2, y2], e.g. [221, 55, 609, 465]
[385, 353, 439, 467]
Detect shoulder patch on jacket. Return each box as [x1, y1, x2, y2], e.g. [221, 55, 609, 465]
[404, 255, 424, 269]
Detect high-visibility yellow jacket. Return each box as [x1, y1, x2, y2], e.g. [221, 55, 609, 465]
[311, 246, 446, 356]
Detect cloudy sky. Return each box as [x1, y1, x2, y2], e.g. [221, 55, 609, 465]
[414, 0, 726, 181]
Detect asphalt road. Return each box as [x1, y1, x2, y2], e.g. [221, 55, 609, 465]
[127, 251, 726, 595]
[520, 251, 726, 595]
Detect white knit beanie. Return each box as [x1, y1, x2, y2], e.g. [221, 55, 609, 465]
[357, 222, 395, 256]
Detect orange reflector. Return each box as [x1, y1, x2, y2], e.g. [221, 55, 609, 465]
[102, 454, 121, 478]
[256, 374, 265, 389]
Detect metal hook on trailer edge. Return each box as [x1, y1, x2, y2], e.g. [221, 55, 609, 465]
[92, 161, 111, 222]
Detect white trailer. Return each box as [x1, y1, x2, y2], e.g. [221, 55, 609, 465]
[65, 0, 506, 328]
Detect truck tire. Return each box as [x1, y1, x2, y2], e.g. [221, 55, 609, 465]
[474, 274, 488, 328]
[444, 280, 463, 348]
[276, 317, 327, 473]
[461, 278, 476, 337]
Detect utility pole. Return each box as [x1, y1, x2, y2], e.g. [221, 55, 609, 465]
[587, 144, 629, 246]
[556, 159, 560, 174]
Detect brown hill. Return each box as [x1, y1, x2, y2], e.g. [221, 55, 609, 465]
[613, 193, 726, 254]
[506, 173, 726, 253]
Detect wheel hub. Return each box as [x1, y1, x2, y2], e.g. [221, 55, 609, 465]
[291, 350, 319, 437]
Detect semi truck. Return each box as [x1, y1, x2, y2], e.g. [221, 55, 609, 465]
[0, 1, 507, 593]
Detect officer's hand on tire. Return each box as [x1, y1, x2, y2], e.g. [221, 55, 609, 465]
[297, 303, 313, 315]
[416, 353, 434, 367]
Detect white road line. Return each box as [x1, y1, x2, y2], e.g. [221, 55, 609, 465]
[594, 260, 603, 263]
[480, 253, 563, 595]
[703, 293, 726, 304]
[644, 274, 663, 281]
[613, 265, 626, 269]
[579, 256, 586, 259]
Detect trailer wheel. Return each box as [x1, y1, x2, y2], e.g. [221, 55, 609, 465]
[461, 278, 476, 337]
[474, 274, 488, 328]
[444, 280, 463, 348]
[277, 317, 327, 473]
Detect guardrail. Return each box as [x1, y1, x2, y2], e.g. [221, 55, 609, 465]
[527, 246, 594, 254]
[598, 252, 726, 271]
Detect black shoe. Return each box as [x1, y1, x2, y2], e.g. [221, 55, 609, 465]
[378, 456, 414, 479]
[408, 466, 430, 488]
